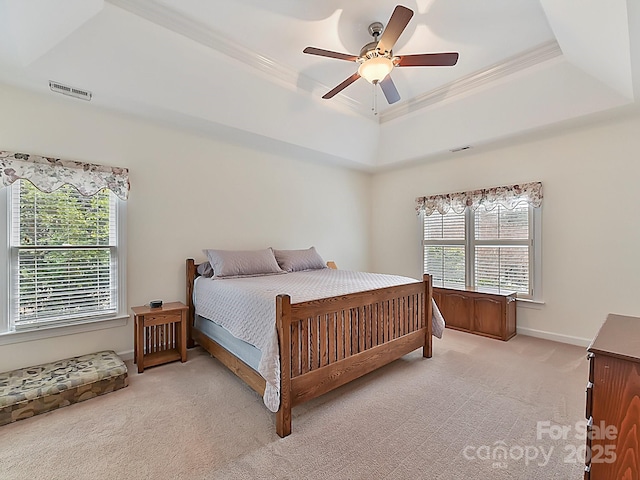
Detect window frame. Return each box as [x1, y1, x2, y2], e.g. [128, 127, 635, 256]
[0, 184, 128, 345]
[423, 204, 542, 301]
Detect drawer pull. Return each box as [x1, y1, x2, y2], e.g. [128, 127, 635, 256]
[585, 382, 593, 419]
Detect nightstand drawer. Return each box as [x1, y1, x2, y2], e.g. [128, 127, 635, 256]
[145, 312, 181, 327]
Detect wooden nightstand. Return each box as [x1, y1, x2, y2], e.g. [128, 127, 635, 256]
[131, 301, 188, 373]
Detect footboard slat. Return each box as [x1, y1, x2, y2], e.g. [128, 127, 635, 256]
[337, 311, 345, 361]
[392, 298, 397, 340]
[377, 302, 383, 344]
[309, 317, 318, 371]
[301, 320, 309, 374]
[320, 314, 328, 368]
[328, 313, 337, 364]
[386, 300, 392, 342]
[400, 298, 405, 337]
[291, 322, 300, 377]
[350, 309, 357, 356]
[359, 306, 364, 352]
[344, 310, 352, 359]
[366, 305, 373, 350]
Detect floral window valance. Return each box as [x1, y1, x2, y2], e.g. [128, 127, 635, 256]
[415, 181, 542, 216]
[0, 150, 129, 200]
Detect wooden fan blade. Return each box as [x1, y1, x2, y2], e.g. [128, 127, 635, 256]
[377, 5, 414, 55]
[379, 76, 401, 104]
[396, 52, 459, 67]
[303, 47, 358, 62]
[322, 73, 361, 99]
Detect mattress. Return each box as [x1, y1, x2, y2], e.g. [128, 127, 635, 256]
[194, 314, 261, 371]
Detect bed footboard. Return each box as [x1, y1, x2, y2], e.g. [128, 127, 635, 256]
[276, 274, 432, 437]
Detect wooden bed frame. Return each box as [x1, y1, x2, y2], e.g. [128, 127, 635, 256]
[185, 259, 433, 437]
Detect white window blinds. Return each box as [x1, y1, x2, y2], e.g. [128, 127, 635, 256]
[474, 203, 531, 295]
[423, 210, 466, 288]
[9, 181, 118, 329]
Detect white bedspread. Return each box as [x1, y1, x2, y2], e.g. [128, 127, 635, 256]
[194, 269, 445, 412]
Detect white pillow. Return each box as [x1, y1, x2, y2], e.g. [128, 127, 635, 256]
[204, 248, 284, 278]
[273, 247, 327, 272]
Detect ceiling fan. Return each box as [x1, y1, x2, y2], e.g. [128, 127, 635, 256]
[303, 5, 459, 105]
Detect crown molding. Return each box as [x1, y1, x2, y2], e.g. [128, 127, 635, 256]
[106, 0, 365, 113]
[106, 0, 562, 123]
[379, 40, 563, 123]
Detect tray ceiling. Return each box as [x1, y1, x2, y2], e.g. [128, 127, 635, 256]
[0, 0, 637, 169]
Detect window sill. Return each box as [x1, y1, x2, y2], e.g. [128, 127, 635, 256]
[0, 314, 129, 346]
[517, 298, 545, 309]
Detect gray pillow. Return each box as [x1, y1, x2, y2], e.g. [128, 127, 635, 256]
[273, 247, 327, 272]
[197, 262, 213, 278]
[204, 248, 284, 278]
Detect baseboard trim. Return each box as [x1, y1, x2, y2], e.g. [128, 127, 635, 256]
[116, 349, 134, 362]
[517, 327, 591, 347]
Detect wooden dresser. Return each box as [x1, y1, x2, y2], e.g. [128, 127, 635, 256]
[585, 314, 640, 479]
[433, 287, 516, 341]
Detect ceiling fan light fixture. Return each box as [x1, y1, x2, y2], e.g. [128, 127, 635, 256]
[303, 5, 458, 104]
[358, 56, 393, 84]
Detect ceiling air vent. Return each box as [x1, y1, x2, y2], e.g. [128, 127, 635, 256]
[450, 145, 472, 153]
[49, 81, 92, 101]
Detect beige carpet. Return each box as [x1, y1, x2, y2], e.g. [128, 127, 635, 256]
[0, 329, 588, 479]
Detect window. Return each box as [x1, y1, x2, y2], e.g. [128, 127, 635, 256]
[423, 202, 539, 299]
[1, 180, 126, 334]
[474, 203, 531, 294]
[423, 209, 466, 289]
[0, 150, 129, 341]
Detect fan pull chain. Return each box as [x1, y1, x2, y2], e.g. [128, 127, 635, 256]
[372, 82, 378, 116]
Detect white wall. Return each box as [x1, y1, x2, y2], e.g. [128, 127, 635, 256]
[371, 112, 640, 345]
[0, 84, 371, 371]
[377, 59, 630, 166]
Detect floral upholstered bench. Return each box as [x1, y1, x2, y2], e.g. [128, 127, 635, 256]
[0, 351, 128, 426]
